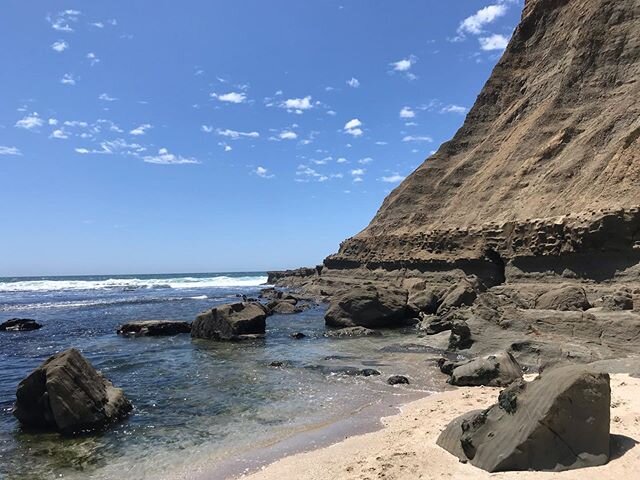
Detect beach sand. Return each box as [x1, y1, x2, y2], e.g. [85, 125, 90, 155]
[240, 374, 640, 480]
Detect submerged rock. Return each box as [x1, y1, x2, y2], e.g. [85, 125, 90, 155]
[290, 332, 306, 339]
[325, 285, 408, 328]
[1, 318, 42, 332]
[116, 320, 191, 336]
[13, 348, 132, 435]
[387, 375, 410, 385]
[191, 302, 266, 341]
[536, 285, 591, 311]
[449, 352, 523, 387]
[324, 326, 383, 338]
[437, 365, 611, 472]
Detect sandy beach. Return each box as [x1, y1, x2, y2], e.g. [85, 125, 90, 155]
[241, 374, 640, 480]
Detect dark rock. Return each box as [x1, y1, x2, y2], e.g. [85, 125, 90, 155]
[324, 327, 383, 338]
[116, 320, 191, 336]
[407, 289, 440, 315]
[1, 318, 42, 332]
[437, 357, 460, 376]
[13, 348, 132, 435]
[387, 375, 410, 385]
[536, 285, 591, 311]
[307, 365, 381, 377]
[290, 332, 306, 339]
[191, 302, 266, 341]
[360, 368, 381, 377]
[448, 320, 473, 350]
[267, 300, 307, 315]
[269, 361, 288, 367]
[325, 285, 408, 328]
[438, 282, 478, 314]
[437, 365, 611, 472]
[449, 352, 523, 387]
[601, 293, 634, 311]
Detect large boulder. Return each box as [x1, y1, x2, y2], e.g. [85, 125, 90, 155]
[325, 285, 408, 328]
[407, 288, 440, 315]
[117, 320, 191, 336]
[536, 285, 591, 311]
[13, 348, 132, 435]
[449, 352, 523, 387]
[437, 365, 611, 472]
[437, 281, 478, 314]
[601, 293, 634, 311]
[1, 318, 42, 332]
[191, 302, 266, 340]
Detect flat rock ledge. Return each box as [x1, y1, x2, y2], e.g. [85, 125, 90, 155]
[1, 318, 42, 332]
[437, 364, 611, 472]
[14, 348, 132, 435]
[191, 302, 267, 341]
[117, 320, 191, 336]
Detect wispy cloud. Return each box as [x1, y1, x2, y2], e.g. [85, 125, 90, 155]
[390, 55, 418, 80]
[211, 92, 247, 104]
[47, 10, 81, 33]
[479, 34, 510, 51]
[281, 96, 313, 114]
[358, 157, 373, 165]
[15, 113, 43, 130]
[216, 128, 259, 139]
[458, 4, 507, 36]
[402, 135, 433, 143]
[61, 73, 76, 85]
[51, 40, 69, 52]
[399, 106, 415, 119]
[279, 130, 298, 140]
[346, 77, 360, 88]
[255, 166, 274, 178]
[98, 93, 118, 102]
[143, 148, 199, 165]
[380, 173, 405, 183]
[86, 52, 100, 66]
[75, 138, 146, 156]
[50, 129, 69, 139]
[130, 124, 152, 136]
[344, 118, 363, 137]
[0, 146, 22, 156]
[440, 104, 468, 114]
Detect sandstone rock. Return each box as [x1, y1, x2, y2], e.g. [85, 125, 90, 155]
[536, 285, 591, 311]
[387, 375, 410, 385]
[324, 326, 383, 338]
[191, 302, 266, 341]
[448, 320, 473, 351]
[449, 352, 523, 387]
[1, 318, 42, 332]
[116, 320, 191, 336]
[438, 282, 478, 313]
[267, 300, 307, 315]
[437, 365, 611, 472]
[601, 293, 634, 311]
[324, 285, 408, 328]
[13, 348, 132, 435]
[407, 288, 440, 315]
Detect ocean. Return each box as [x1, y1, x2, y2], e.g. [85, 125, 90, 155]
[0, 272, 444, 479]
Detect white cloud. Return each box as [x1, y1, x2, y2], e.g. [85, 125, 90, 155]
[403, 135, 433, 142]
[390, 55, 416, 72]
[61, 73, 76, 85]
[75, 148, 90, 154]
[479, 34, 510, 51]
[441, 104, 468, 115]
[281, 96, 313, 113]
[15, 113, 43, 130]
[344, 118, 363, 137]
[350, 168, 365, 176]
[47, 10, 81, 32]
[216, 128, 260, 140]
[400, 106, 415, 119]
[346, 77, 360, 88]
[327, 110, 337, 116]
[130, 124, 152, 136]
[51, 40, 68, 52]
[279, 130, 297, 140]
[224, 145, 232, 152]
[63, 120, 88, 128]
[458, 5, 507, 36]
[87, 52, 100, 66]
[255, 166, 274, 178]
[201, 125, 214, 133]
[375, 141, 388, 146]
[358, 157, 373, 165]
[0, 146, 22, 156]
[90, 22, 104, 28]
[143, 148, 199, 165]
[50, 129, 69, 139]
[381, 173, 405, 183]
[48, 118, 58, 126]
[98, 93, 117, 102]
[211, 92, 247, 104]
[336, 157, 348, 163]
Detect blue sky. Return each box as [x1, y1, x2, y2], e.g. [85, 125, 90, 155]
[0, 1, 522, 276]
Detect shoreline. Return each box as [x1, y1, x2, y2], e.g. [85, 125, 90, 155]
[234, 373, 640, 480]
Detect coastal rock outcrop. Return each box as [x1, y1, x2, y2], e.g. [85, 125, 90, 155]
[13, 348, 132, 435]
[535, 285, 591, 311]
[1, 318, 42, 332]
[448, 352, 523, 387]
[437, 365, 611, 472]
[324, 326, 383, 338]
[117, 320, 191, 336]
[191, 302, 267, 341]
[325, 285, 408, 328]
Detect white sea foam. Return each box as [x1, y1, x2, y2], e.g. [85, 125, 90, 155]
[0, 275, 269, 293]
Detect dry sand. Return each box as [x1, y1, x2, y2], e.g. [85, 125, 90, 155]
[240, 374, 640, 480]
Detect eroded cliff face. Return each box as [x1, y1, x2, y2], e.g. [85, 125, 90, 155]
[321, 0, 640, 286]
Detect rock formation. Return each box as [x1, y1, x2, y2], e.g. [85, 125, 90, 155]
[117, 320, 191, 336]
[191, 302, 267, 341]
[437, 364, 611, 472]
[1, 318, 42, 332]
[14, 349, 132, 435]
